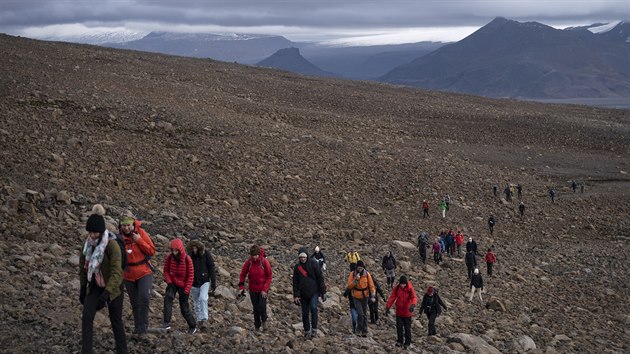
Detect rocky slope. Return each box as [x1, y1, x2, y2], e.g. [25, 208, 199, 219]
[0, 34, 629, 353]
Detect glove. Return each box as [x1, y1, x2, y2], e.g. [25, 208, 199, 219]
[322, 293, 329, 302]
[322, 264, 326, 271]
[238, 289, 246, 298]
[385, 308, 391, 316]
[79, 287, 86, 305]
[261, 291, 268, 299]
[294, 297, 301, 305]
[96, 290, 109, 310]
[408, 304, 415, 313]
[370, 297, 376, 303]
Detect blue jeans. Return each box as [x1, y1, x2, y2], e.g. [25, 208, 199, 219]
[191, 282, 210, 322]
[350, 307, 358, 333]
[300, 294, 319, 332]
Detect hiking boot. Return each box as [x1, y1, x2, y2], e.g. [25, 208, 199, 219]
[188, 327, 197, 335]
[261, 321, 268, 332]
[200, 320, 208, 329]
[395, 342, 403, 347]
[311, 329, 318, 338]
[303, 330, 311, 340]
[162, 322, 171, 330]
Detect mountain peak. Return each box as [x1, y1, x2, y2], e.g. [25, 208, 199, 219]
[257, 47, 335, 77]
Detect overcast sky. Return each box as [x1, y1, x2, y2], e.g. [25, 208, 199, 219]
[1, 0, 628, 45]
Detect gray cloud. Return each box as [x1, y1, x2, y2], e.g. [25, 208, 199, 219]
[1, 0, 628, 42]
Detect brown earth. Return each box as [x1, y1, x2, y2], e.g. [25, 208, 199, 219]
[0, 34, 629, 353]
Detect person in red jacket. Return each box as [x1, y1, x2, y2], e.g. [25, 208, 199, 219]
[422, 199, 429, 218]
[239, 244, 273, 332]
[455, 230, 464, 257]
[119, 212, 155, 335]
[484, 248, 497, 277]
[385, 275, 417, 349]
[162, 238, 196, 335]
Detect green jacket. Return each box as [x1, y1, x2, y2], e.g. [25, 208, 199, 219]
[79, 239, 123, 300]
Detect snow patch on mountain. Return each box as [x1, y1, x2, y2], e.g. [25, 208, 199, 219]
[40, 31, 148, 45]
[587, 21, 622, 34]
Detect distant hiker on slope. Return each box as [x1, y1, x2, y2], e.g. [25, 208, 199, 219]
[80, 204, 127, 354]
[549, 188, 556, 203]
[465, 249, 477, 280]
[519, 202, 526, 218]
[382, 251, 397, 289]
[438, 199, 447, 218]
[469, 268, 484, 304]
[347, 260, 376, 337]
[188, 236, 217, 330]
[466, 237, 478, 255]
[369, 275, 387, 325]
[293, 247, 327, 339]
[422, 199, 430, 218]
[455, 229, 464, 257]
[344, 248, 361, 271]
[385, 275, 417, 349]
[162, 238, 197, 335]
[239, 244, 272, 332]
[311, 246, 326, 271]
[432, 239, 442, 265]
[488, 215, 496, 235]
[417, 231, 428, 264]
[444, 193, 451, 211]
[484, 248, 496, 277]
[119, 210, 155, 335]
[517, 183, 523, 199]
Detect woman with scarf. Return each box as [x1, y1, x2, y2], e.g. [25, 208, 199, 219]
[79, 204, 127, 354]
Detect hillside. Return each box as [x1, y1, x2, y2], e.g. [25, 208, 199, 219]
[0, 34, 629, 353]
[256, 47, 335, 77]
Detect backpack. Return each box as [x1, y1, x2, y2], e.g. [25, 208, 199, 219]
[108, 233, 127, 270]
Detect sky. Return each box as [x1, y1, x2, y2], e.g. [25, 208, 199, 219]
[1, 0, 628, 45]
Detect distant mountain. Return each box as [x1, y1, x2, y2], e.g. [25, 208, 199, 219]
[256, 47, 335, 77]
[37, 31, 147, 45]
[566, 21, 630, 43]
[381, 17, 630, 99]
[301, 42, 445, 80]
[104, 32, 297, 63]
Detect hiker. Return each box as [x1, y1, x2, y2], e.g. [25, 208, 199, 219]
[484, 248, 496, 277]
[188, 236, 217, 330]
[438, 230, 446, 253]
[80, 205, 127, 354]
[517, 184, 523, 199]
[419, 286, 447, 336]
[344, 248, 361, 271]
[549, 188, 556, 203]
[368, 275, 387, 325]
[488, 215, 496, 235]
[311, 246, 326, 271]
[519, 202, 526, 218]
[446, 229, 455, 257]
[432, 240, 442, 265]
[239, 244, 272, 332]
[571, 180, 577, 193]
[162, 238, 196, 334]
[504, 185, 512, 201]
[382, 251, 397, 289]
[385, 275, 417, 348]
[417, 231, 428, 264]
[422, 199, 429, 218]
[347, 260, 376, 337]
[466, 237, 478, 255]
[493, 184, 498, 197]
[444, 193, 451, 211]
[465, 249, 477, 279]
[580, 182, 584, 193]
[455, 230, 464, 257]
[293, 247, 327, 339]
[438, 199, 447, 218]
[469, 268, 484, 303]
[343, 288, 358, 334]
[119, 210, 155, 335]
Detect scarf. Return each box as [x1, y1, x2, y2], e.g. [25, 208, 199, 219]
[83, 230, 111, 287]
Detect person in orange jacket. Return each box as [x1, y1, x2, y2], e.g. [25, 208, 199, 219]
[162, 238, 196, 334]
[385, 275, 418, 349]
[347, 260, 376, 337]
[119, 211, 155, 335]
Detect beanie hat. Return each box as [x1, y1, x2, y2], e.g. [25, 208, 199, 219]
[298, 246, 308, 258]
[120, 210, 135, 225]
[250, 244, 261, 256]
[86, 204, 106, 233]
[356, 260, 365, 268]
[315, 246, 320, 253]
[474, 268, 479, 274]
[427, 286, 434, 296]
[399, 275, 408, 285]
[469, 237, 472, 242]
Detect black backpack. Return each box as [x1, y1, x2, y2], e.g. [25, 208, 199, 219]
[110, 233, 127, 270]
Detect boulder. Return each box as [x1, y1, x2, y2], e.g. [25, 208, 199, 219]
[447, 333, 501, 354]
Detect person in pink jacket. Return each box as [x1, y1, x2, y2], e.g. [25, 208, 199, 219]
[239, 244, 273, 332]
[162, 238, 196, 334]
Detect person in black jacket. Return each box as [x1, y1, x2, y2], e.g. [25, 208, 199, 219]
[293, 247, 327, 339]
[382, 251, 397, 289]
[188, 237, 217, 330]
[466, 237, 478, 254]
[368, 277, 386, 324]
[469, 268, 484, 303]
[465, 249, 477, 279]
[419, 286, 447, 336]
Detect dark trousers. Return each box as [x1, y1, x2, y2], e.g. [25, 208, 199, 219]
[422, 208, 429, 218]
[419, 244, 426, 264]
[164, 285, 196, 329]
[489, 225, 494, 234]
[368, 299, 379, 324]
[467, 265, 474, 279]
[433, 252, 441, 264]
[396, 316, 412, 345]
[487, 262, 494, 276]
[300, 294, 319, 332]
[250, 291, 268, 329]
[353, 297, 369, 334]
[425, 311, 438, 335]
[124, 274, 153, 333]
[81, 285, 127, 354]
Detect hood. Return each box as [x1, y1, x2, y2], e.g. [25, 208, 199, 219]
[170, 238, 186, 256]
[187, 239, 205, 255]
